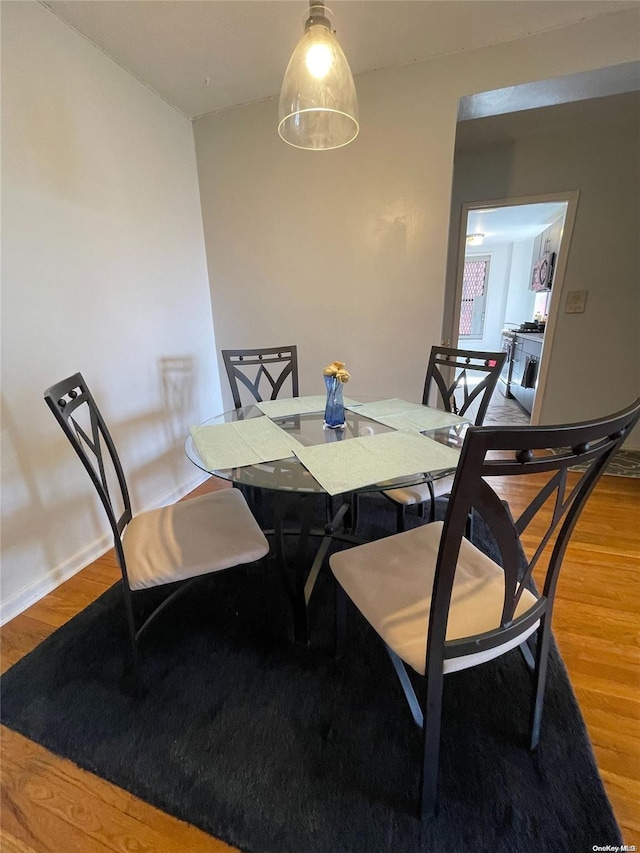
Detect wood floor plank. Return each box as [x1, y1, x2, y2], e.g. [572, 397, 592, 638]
[1, 728, 236, 853]
[1, 615, 55, 675]
[555, 644, 639, 693]
[589, 728, 640, 789]
[0, 828, 42, 853]
[551, 604, 639, 645]
[598, 770, 640, 836]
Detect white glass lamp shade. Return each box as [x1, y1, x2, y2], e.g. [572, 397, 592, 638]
[278, 11, 359, 151]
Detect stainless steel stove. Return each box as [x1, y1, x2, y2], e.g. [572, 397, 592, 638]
[498, 330, 516, 396]
[498, 323, 546, 396]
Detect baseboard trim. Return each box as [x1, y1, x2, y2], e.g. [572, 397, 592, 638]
[0, 534, 114, 628]
[0, 473, 210, 627]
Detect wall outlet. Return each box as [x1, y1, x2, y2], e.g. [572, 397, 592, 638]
[565, 290, 588, 314]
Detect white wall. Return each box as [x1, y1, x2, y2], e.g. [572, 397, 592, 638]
[446, 94, 639, 446]
[505, 240, 537, 324]
[1, 3, 222, 622]
[193, 8, 640, 420]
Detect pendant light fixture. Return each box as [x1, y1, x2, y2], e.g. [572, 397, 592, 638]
[278, 2, 359, 151]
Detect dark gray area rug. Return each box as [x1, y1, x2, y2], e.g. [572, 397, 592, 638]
[0, 494, 622, 853]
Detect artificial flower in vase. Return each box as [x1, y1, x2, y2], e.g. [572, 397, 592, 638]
[323, 360, 350, 429]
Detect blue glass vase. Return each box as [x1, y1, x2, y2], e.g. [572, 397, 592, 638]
[323, 375, 346, 429]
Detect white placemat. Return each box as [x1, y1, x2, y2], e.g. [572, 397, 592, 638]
[293, 430, 461, 496]
[366, 408, 468, 432]
[256, 395, 360, 419]
[344, 398, 424, 418]
[345, 398, 467, 432]
[190, 417, 303, 470]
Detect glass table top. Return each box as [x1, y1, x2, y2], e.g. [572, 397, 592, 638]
[185, 397, 467, 495]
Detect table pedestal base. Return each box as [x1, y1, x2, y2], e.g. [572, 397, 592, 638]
[271, 491, 360, 645]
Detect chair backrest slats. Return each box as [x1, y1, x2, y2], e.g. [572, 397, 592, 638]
[44, 373, 132, 541]
[423, 346, 506, 425]
[222, 346, 299, 409]
[428, 398, 640, 669]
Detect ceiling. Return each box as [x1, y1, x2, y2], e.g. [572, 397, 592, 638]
[42, 0, 637, 120]
[466, 203, 568, 246]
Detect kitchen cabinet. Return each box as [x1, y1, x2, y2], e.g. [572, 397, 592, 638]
[510, 333, 543, 414]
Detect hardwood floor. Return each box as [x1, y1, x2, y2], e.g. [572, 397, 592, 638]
[1, 473, 639, 850]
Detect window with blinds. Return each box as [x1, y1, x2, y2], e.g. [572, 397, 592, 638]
[459, 256, 490, 338]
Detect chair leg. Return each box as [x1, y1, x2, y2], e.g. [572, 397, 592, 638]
[385, 643, 442, 819]
[349, 491, 360, 534]
[396, 503, 407, 533]
[420, 669, 444, 820]
[334, 581, 347, 660]
[121, 582, 143, 698]
[519, 635, 536, 671]
[529, 617, 552, 750]
[427, 479, 437, 523]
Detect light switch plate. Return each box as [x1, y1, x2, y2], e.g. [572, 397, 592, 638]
[565, 290, 588, 314]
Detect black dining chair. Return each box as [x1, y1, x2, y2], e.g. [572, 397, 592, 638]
[383, 345, 506, 531]
[330, 397, 640, 819]
[222, 345, 299, 409]
[44, 372, 270, 694]
[221, 345, 302, 545]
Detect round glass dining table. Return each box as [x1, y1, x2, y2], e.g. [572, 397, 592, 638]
[184, 396, 466, 496]
[185, 397, 467, 644]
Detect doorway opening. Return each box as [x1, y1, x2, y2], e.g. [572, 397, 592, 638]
[451, 194, 578, 425]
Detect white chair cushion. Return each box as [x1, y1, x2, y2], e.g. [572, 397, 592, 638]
[123, 488, 269, 591]
[384, 474, 454, 506]
[330, 521, 538, 675]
